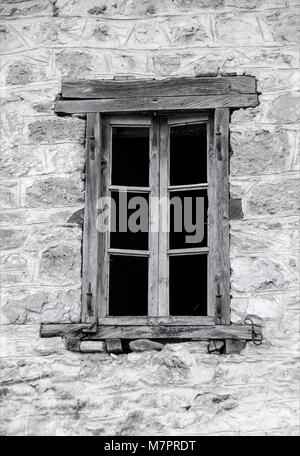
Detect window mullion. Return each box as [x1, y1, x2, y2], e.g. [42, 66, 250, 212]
[158, 118, 169, 316]
[148, 117, 160, 316]
[98, 115, 111, 318]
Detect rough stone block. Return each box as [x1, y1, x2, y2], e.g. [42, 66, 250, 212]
[226, 0, 287, 8]
[0, 146, 46, 178]
[67, 208, 84, 225]
[25, 225, 82, 249]
[152, 53, 181, 75]
[38, 245, 81, 286]
[22, 18, 84, 47]
[106, 338, 123, 354]
[1, 287, 81, 325]
[55, 50, 93, 78]
[65, 338, 81, 351]
[255, 69, 300, 94]
[0, 251, 36, 286]
[231, 257, 287, 292]
[208, 340, 225, 353]
[1, 287, 81, 324]
[229, 198, 243, 220]
[0, 1, 51, 17]
[24, 175, 84, 208]
[194, 61, 219, 77]
[262, 12, 300, 43]
[80, 341, 106, 353]
[225, 339, 247, 354]
[0, 24, 26, 53]
[230, 130, 291, 175]
[0, 229, 28, 250]
[129, 339, 164, 352]
[230, 218, 299, 253]
[247, 296, 282, 321]
[215, 13, 263, 44]
[0, 210, 26, 227]
[104, 50, 147, 74]
[28, 118, 85, 144]
[267, 92, 300, 123]
[246, 177, 300, 216]
[45, 143, 85, 174]
[167, 17, 211, 45]
[6, 60, 46, 86]
[121, 21, 166, 48]
[0, 180, 19, 209]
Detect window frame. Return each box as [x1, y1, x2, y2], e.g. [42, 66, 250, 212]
[82, 109, 230, 335]
[96, 113, 214, 326]
[41, 76, 262, 344]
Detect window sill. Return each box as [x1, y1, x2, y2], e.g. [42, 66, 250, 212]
[40, 321, 262, 342]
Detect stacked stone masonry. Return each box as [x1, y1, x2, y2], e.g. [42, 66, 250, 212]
[0, 0, 299, 436]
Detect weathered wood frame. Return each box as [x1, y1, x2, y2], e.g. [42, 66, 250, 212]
[40, 76, 262, 343]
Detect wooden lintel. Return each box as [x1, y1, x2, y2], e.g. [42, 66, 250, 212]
[40, 323, 262, 341]
[55, 94, 258, 114]
[62, 76, 256, 99]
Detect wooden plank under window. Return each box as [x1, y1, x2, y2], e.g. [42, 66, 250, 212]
[41, 322, 262, 341]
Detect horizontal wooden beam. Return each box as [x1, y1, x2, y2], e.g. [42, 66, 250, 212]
[40, 323, 262, 341]
[108, 248, 150, 257]
[168, 183, 208, 191]
[55, 94, 258, 114]
[98, 316, 214, 326]
[167, 248, 209, 256]
[62, 76, 256, 99]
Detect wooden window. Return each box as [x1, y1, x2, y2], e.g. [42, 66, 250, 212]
[41, 77, 262, 344]
[96, 114, 214, 324]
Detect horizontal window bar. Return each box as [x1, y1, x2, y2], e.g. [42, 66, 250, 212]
[168, 116, 208, 126]
[98, 316, 215, 326]
[109, 185, 151, 193]
[168, 247, 209, 256]
[108, 248, 149, 257]
[168, 183, 208, 192]
[109, 116, 151, 126]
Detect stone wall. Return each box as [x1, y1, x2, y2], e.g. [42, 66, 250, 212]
[0, 0, 299, 436]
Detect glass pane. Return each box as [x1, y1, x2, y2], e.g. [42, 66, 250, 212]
[170, 123, 207, 185]
[109, 255, 148, 316]
[110, 191, 149, 250]
[169, 255, 207, 316]
[111, 127, 149, 187]
[169, 190, 207, 250]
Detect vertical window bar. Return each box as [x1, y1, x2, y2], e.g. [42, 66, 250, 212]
[159, 118, 169, 316]
[148, 118, 160, 316]
[98, 116, 111, 318]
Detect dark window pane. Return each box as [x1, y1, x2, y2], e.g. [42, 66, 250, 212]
[169, 190, 207, 249]
[109, 255, 148, 316]
[170, 255, 207, 316]
[170, 123, 207, 185]
[110, 191, 149, 250]
[111, 127, 149, 187]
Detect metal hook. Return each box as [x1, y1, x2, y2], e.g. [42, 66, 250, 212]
[244, 317, 263, 346]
